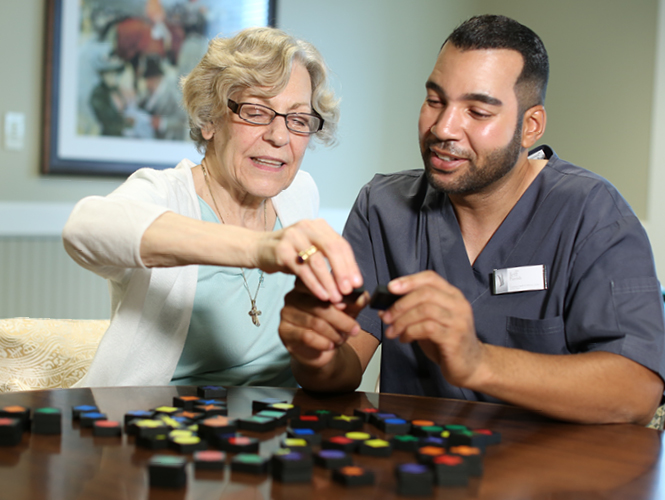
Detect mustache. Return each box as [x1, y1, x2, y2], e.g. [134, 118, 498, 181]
[426, 140, 469, 159]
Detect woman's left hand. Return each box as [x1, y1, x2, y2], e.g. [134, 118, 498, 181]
[256, 218, 363, 303]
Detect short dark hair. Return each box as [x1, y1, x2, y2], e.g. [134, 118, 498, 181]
[444, 15, 549, 111]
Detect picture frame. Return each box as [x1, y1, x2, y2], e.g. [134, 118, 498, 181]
[42, 0, 277, 176]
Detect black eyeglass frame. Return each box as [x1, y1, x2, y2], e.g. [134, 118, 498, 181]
[227, 99, 324, 135]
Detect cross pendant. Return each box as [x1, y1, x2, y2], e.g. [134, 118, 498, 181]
[249, 300, 262, 327]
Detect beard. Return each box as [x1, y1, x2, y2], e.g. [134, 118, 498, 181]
[423, 116, 524, 196]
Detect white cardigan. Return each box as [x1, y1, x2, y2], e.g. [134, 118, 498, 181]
[63, 159, 318, 387]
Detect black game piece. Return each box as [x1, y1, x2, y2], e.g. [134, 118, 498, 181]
[271, 450, 313, 483]
[304, 409, 340, 426]
[136, 434, 169, 450]
[237, 415, 278, 432]
[314, 449, 353, 469]
[214, 435, 260, 454]
[358, 438, 392, 457]
[280, 437, 312, 454]
[328, 415, 363, 431]
[255, 410, 288, 426]
[0, 417, 22, 446]
[353, 407, 380, 422]
[148, 455, 188, 488]
[473, 428, 501, 446]
[332, 466, 375, 487]
[197, 385, 228, 399]
[170, 434, 208, 454]
[392, 434, 421, 452]
[431, 454, 469, 486]
[134, 419, 169, 438]
[79, 412, 107, 428]
[376, 417, 410, 435]
[411, 423, 445, 438]
[266, 403, 300, 418]
[92, 420, 122, 437]
[252, 398, 287, 412]
[71, 405, 97, 420]
[289, 415, 325, 431]
[449, 445, 483, 476]
[369, 284, 400, 310]
[287, 427, 322, 446]
[395, 463, 434, 496]
[194, 450, 226, 470]
[447, 428, 489, 451]
[32, 408, 62, 435]
[416, 445, 447, 464]
[321, 435, 357, 453]
[124, 410, 154, 427]
[368, 412, 398, 427]
[198, 416, 237, 440]
[231, 453, 270, 474]
[173, 395, 201, 411]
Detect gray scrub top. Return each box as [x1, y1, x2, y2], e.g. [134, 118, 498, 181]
[344, 145, 665, 402]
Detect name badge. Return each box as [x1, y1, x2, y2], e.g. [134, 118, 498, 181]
[492, 265, 547, 295]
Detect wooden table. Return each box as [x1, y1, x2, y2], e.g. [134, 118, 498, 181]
[0, 386, 662, 499]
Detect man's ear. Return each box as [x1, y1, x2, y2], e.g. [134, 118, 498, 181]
[521, 105, 546, 149]
[201, 122, 215, 141]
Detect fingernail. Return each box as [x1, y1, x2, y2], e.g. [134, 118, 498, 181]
[353, 274, 363, 286]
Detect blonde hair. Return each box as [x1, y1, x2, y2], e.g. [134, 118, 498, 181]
[181, 27, 339, 153]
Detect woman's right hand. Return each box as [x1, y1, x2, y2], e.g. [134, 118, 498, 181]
[256, 218, 363, 303]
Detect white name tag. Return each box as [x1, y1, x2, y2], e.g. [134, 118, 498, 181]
[492, 265, 547, 294]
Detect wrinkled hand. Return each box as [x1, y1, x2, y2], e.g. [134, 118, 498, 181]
[279, 280, 368, 369]
[258, 218, 362, 303]
[381, 270, 485, 388]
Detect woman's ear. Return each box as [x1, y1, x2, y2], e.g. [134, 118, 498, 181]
[521, 105, 546, 149]
[201, 122, 215, 141]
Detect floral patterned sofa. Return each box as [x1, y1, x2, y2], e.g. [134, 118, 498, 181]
[0, 318, 108, 392]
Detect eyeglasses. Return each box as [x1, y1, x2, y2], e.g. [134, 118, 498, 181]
[227, 99, 324, 135]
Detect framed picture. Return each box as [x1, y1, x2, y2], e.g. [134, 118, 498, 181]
[42, 0, 277, 176]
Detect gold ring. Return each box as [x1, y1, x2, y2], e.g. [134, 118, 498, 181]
[297, 245, 319, 263]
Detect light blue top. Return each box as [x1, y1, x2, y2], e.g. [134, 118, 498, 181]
[170, 197, 296, 387]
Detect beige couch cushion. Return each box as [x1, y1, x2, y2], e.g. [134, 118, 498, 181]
[0, 318, 108, 392]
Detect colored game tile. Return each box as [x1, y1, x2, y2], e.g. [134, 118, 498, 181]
[148, 455, 188, 488]
[32, 407, 62, 435]
[449, 445, 483, 476]
[231, 453, 271, 474]
[237, 415, 278, 432]
[314, 449, 353, 469]
[377, 417, 410, 435]
[92, 420, 122, 437]
[169, 435, 207, 454]
[214, 435, 259, 454]
[321, 435, 357, 453]
[173, 410, 204, 423]
[136, 434, 169, 450]
[0, 407, 31, 432]
[431, 454, 470, 486]
[332, 465, 375, 487]
[444, 424, 469, 433]
[353, 407, 380, 422]
[287, 427, 322, 446]
[198, 416, 236, 440]
[124, 410, 154, 428]
[328, 415, 363, 431]
[173, 396, 201, 411]
[134, 419, 169, 438]
[392, 434, 421, 452]
[416, 445, 447, 464]
[256, 409, 288, 425]
[280, 437, 312, 454]
[197, 385, 228, 399]
[271, 450, 313, 483]
[152, 406, 180, 416]
[71, 405, 97, 420]
[79, 412, 108, 428]
[358, 438, 393, 457]
[266, 403, 300, 418]
[156, 415, 185, 430]
[194, 404, 228, 418]
[420, 436, 448, 449]
[197, 399, 226, 406]
[304, 409, 340, 426]
[0, 418, 23, 446]
[344, 431, 374, 446]
[395, 463, 434, 496]
[252, 398, 287, 413]
[194, 450, 226, 470]
[289, 415, 325, 431]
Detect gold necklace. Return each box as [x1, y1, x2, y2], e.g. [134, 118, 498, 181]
[202, 164, 267, 327]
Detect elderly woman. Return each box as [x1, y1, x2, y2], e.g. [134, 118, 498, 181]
[63, 27, 361, 388]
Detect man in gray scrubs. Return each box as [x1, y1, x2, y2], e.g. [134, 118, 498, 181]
[279, 15, 665, 424]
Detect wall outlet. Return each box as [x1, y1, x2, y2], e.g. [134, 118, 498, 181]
[4, 112, 25, 151]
